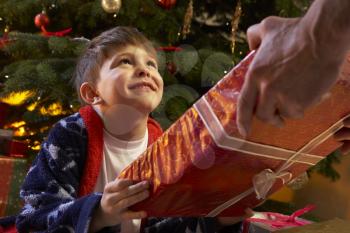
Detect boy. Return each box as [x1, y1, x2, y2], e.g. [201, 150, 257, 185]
[15, 26, 242, 233]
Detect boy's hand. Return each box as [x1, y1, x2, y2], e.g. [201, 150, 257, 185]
[334, 117, 350, 154]
[89, 179, 149, 232]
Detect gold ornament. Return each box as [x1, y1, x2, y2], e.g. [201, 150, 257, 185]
[231, 0, 242, 55]
[4, 25, 10, 33]
[101, 0, 122, 14]
[181, 0, 193, 39]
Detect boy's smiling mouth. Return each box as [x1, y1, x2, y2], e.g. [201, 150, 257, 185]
[129, 81, 157, 91]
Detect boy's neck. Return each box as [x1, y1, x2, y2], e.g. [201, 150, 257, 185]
[93, 105, 149, 141]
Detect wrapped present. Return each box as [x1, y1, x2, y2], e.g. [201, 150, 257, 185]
[0, 130, 13, 140]
[0, 130, 14, 156]
[0, 102, 10, 128]
[241, 205, 314, 233]
[0, 139, 28, 158]
[118, 51, 350, 217]
[0, 156, 28, 217]
[275, 218, 350, 233]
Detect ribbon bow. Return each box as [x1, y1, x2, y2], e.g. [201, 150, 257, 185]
[253, 169, 293, 200]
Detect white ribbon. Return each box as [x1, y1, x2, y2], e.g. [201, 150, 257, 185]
[253, 169, 292, 200]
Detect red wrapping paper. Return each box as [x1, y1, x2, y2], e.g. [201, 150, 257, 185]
[0, 140, 28, 158]
[0, 102, 10, 128]
[118, 51, 350, 217]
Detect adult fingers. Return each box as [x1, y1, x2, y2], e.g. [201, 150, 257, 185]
[247, 23, 262, 50]
[121, 210, 147, 220]
[277, 102, 304, 119]
[255, 86, 284, 127]
[115, 190, 150, 210]
[237, 74, 258, 137]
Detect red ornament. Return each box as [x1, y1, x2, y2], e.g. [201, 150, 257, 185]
[0, 32, 11, 49]
[157, 0, 177, 9]
[34, 12, 72, 37]
[166, 62, 177, 75]
[34, 12, 50, 28]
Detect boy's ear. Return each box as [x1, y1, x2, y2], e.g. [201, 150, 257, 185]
[80, 82, 102, 105]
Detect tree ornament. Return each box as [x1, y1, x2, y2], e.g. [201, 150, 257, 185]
[231, 0, 242, 55]
[34, 11, 72, 37]
[158, 46, 182, 75]
[181, 0, 193, 39]
[166, 62, 177, 75]
[101, 0, 122, 14]
[34, 12, 50, 28]
[157, 0, 177, 10]
[0, 30, 10, 49]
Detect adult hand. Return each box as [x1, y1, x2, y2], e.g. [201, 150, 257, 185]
[236, 16, 344, 136]
[89, 179, 149, 232]
[334, 116, 350, 155]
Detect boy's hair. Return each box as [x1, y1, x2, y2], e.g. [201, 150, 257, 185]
[74, 26, 157, 102]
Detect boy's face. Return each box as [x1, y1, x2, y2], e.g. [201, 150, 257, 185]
[96, 45, 163, 114]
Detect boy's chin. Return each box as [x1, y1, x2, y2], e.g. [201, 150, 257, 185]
[136, 103, 159, 115]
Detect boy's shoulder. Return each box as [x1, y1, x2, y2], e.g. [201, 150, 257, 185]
[50, 112, 87, 139]
[58, 112, 85, 130]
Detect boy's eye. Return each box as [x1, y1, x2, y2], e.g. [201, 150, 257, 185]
[120, 58, 132, 65]
[147, 60, 157, 68]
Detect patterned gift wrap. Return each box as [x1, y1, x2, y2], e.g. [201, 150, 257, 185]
[119, 51, 350, 217]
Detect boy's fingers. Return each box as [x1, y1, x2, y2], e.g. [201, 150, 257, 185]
[105, 181, 149, 205]
[121, 210, 147, 220]
[115, 190, 150, 210]
[105, 179, 134, 193]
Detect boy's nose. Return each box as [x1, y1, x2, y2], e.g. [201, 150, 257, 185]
[136, 67, 151, 78]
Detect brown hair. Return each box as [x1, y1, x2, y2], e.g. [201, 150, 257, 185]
[74, 26, 157, 102]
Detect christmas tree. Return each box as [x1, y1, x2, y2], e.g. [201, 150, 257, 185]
[0, 0, 341, 180]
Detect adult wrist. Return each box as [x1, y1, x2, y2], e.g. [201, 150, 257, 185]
[299, 0, 350, 63]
